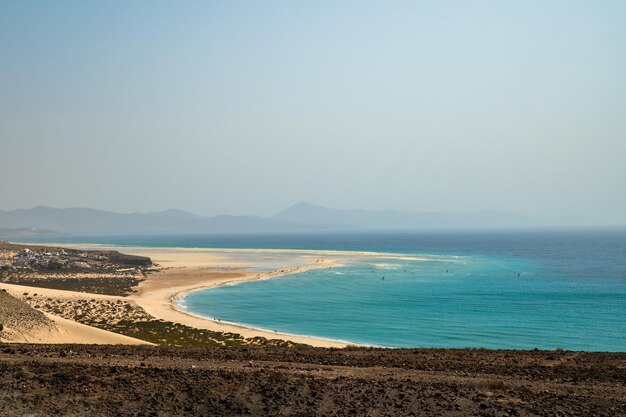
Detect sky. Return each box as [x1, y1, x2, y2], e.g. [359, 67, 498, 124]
[1, 1, 625, 224]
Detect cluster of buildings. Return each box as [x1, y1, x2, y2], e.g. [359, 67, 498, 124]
[9, 248, 112, 270]
[0, 245, 149, 274]
[12, 248, 72, 269]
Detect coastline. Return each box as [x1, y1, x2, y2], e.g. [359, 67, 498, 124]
[15, 242, 426, 348]
[5, 240, 626, 351]
[122, 246, 426, 348]
[128, 255, 351, 348]
[33, 243, 416, 347]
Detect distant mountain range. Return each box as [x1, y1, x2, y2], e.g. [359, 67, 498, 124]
[273, 202, 538, 230]
[0, 203, 541, 236]
[0, 206, 297, 235]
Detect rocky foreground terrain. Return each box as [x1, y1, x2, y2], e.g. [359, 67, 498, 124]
[0, 344, 624, 416]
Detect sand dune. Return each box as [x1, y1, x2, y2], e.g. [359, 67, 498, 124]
[0, 285, 150, 345]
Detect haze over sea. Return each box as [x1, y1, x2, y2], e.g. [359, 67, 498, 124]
[17, 229, 626, 351]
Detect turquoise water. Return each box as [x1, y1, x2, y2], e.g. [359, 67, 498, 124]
[182, 253, 626, 350]
[16, 229, 626, 350]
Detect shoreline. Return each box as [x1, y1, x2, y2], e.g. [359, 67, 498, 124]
[125, 251, 353, 348]
[5, 242, 419, 348]
[167, 264, 383, 348]
[172, 302, 362, 348]
[168, 268, 360, 348]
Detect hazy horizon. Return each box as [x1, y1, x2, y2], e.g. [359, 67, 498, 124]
[0, 202, 623, 228]
[2, 1, 625, 225]
[2, 202, 626, 230]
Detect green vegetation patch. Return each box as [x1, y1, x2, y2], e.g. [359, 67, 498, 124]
[93, 320, 249, 347]
[1, 276, 143, 296]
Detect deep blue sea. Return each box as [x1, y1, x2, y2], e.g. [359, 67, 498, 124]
[14, 229, 626, 351]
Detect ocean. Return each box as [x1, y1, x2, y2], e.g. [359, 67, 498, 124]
[14, 229, 626, 351]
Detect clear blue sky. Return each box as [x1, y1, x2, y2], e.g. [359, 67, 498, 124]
[1, 1, 625, 224]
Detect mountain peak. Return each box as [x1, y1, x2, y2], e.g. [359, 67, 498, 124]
[290, 201, 325, 210]
[273, 202, 329, 218]
[147, 208, 200, 219]
[28, 205, 56, 211]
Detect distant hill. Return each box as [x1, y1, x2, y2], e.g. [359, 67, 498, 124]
[272, 202, 539, 230]
[0, 203, 541, 235]
[0, 206, 309, 235]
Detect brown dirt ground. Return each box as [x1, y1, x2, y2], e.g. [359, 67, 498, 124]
[0, 344, 624, 416]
